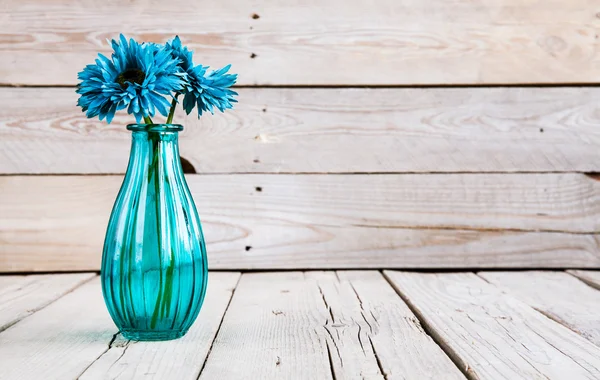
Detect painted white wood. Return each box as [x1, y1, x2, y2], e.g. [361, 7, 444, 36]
[0, 277, 117, 380]
[2, 0, 598, 85]
[479, 271, 600, 346]
[79, 272, 240, 380]
[2, 88, 599, 174]
[1, 174, 599, 272]
[384, 271, 600, 380]
[200, 271, 463, 380]
[198, 272, 334, 380]
[0, 273, 94, 332]
[307, 271, 465, 379]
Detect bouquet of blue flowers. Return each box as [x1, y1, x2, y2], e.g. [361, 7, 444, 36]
[76, 34, 237, 124]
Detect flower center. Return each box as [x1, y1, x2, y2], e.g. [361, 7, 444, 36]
[116, 68, 146, 89]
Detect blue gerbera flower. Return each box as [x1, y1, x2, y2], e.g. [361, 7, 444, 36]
[77, 35, 185, 123]
[166, 36, 238, 118]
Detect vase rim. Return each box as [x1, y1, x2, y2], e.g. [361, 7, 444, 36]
[127, 123, 184, 132]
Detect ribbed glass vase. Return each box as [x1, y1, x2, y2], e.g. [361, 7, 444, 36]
[101, 123, 208, 341]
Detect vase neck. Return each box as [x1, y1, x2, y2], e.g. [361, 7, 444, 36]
[126, 125, 184, 177]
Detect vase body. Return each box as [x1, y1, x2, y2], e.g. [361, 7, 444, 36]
[101, 124, 208, 341]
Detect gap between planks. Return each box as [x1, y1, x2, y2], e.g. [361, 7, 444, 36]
[381, 272, 476, 379]
[479, 270, 600, 347]
[0, 172, 599, 176]
[4, 84, 600, 89]
[196, 273, 241, 377]
[0, 273, 96, 333]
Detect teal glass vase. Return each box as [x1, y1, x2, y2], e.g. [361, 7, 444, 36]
[101, 124, 208, 341]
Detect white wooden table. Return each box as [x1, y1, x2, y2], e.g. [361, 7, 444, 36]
[1, 270, 600, 380]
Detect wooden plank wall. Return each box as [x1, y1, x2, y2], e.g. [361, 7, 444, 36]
[0, 0, 599, 271]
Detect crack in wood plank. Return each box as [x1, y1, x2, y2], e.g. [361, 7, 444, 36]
[368, 336, 388, 380]
[350, 223, 600, 235]
[79, 334, 132, 379]
[318, 284, 336, 323]
[325, 340, 338, 380]
[323, 324, 344, 368]
[354, 319, 365, 354]
[75, 331, 121, 380]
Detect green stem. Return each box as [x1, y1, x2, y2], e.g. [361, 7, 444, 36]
[150, 137, 163, 329]
[143, 115, 153, 124]
[165, 95, 179, 125]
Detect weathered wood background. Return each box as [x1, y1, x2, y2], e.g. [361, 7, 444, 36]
[0, 0, 599, 271]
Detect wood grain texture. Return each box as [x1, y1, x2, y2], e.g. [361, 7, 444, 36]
[479, 271, 600, 346]
[79, 272, 240, 380]
[308, 271, 465, 379]
[1, 174, 599, 272]
[200, 271, 463, 380]
[384, 271, 600, 380]
[568, 270, 600, 291]
[0, 273, 95, 332]
[198, 272, 334, 380]
[1, 88, 600, 174]
[2, 0, 600, 85]
[0, 277, 117, 380]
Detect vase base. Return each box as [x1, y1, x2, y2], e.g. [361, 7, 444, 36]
[121, 329, 188, 341]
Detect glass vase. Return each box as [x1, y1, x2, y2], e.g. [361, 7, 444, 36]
[101, 123, 208, 341]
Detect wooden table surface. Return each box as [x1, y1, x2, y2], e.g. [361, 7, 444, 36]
[1, 270, 600, 380]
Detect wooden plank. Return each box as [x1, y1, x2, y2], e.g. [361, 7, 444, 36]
[79, 272, 240, 380]
[0, 277, 117, 380]
[0, 273, 94, 332]
[307, 271, 465, 379]
[2, 0, 599, 85]
[568, 270, 600, 291]
[198, 272, 333, 380]
[1, 174, 599, 272]
[384, 271, 600, 380]
[479, 271, 600, 346]
[1, 88, 600, 174]
[199, 271, 464, 379]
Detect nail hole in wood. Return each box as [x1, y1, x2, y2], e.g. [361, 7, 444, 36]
[539, 128, 544, 133]
[252, 13, 260, 19]
[262, 108, 267, 112]
[255, 186, 262, 192]
[250, 53, 257, 59]
[245, 245, 252, 251]
[180, 156, 196, 174]
[253, 158, 260, 163]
